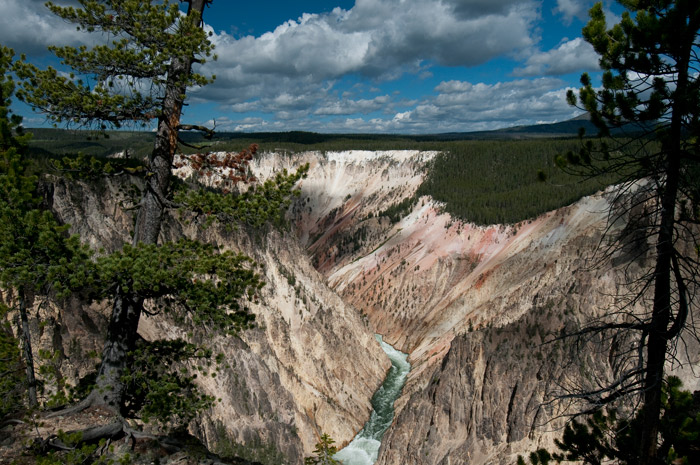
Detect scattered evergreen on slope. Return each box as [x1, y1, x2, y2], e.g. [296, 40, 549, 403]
[378, 196, 419, 224]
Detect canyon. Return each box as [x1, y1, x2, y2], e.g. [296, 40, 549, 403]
[19, 149, 700, 464]
[279, 149, 699, 464]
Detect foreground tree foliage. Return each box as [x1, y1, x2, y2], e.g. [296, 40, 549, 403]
[0, 304, 24, 421]
[518, 377, 700, 464]
[11, 0, 307, 452]
[0, 45, 94, 412]
[555, 1, 700, 464]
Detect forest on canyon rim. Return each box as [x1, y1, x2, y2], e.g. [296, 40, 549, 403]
[1, 1, 700, 465]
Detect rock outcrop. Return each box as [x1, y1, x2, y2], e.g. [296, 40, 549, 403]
[16, 149, 699, 465]
[279, 151, 698, 464]
[33, 167, 390, 464]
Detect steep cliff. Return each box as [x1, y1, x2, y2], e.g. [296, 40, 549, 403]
[36, 170, 390, 464]
[19, 148, 698, 465]
[277, 150, 698, 464]
[374, 193, 641, 465]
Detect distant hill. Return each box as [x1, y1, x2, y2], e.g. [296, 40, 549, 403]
[434, 114, 599, 140]
[26, 114, 622, 158]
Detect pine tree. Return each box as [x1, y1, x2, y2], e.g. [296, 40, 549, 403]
[561, 1, 700, 463]
[0, 46, 93, 409]
[520, 377, 700, 464]
[15, 0, 307, 425]
[0, 304, 24, 420]
[304, 434, 341, 465]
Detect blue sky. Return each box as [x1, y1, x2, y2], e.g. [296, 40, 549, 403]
[0, 0, 621, 134]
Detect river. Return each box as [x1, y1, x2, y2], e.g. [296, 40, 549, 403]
[334, 334, 411, 465]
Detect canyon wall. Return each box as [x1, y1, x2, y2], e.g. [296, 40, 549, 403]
[39, 171, 390, 464]
[277, 150, 698, 464]
[23, 149, 699, 465]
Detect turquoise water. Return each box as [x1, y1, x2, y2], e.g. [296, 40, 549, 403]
[335, 335, 411, 465]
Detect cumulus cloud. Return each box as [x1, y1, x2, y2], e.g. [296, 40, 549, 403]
[314, 95, 392, 116]
[554, 0, 587, 24]
[432, 77, 571, 118]
[203, 77, 580, 134]
[554, 0, 621, 27]
[6, 0, 589, 134]
[204, 116, 289, 133]
[388, 77, 580, 132]
[196, 0, 539, 105]
[514, 38, 599, 76]
[446, 0, 529, 18]
[0, 0, 89, 54]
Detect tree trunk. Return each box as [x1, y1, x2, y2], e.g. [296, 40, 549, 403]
[638, 157, 678, 465]
[92, 0, 209, 410]
[18, 287, 37, 408]
[93, 289, 143, 408]
[637, 24, 692, 464]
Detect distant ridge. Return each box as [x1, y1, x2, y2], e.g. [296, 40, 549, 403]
[28, 113, 634, 157]
[434, 113, 599, 140]
[210, 114, 602, 140]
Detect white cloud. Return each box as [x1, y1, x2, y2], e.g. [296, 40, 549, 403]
[6, 0, 589, 135]
[514, 38, 599, 76]
[446, 0, 530, 17]
[202, 77, 581, 134]
[196, 0, 539, 106]
[554, 0, 621, 27]
[554, 0, 587, 24]
[393, 78, 580, 132]
[0, 0, 93, 54]
[314, 95, 391, 116]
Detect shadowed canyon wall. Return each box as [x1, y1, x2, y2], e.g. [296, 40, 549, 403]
[280, 150, 698, 465]
[19, 149, 699, 465]
[39, 169, 390, 464]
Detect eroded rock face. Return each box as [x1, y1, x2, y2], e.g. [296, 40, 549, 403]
[24, 150, 699, 465]
[275, 151, 698, 464]
[40, 166, 390, 464]
[374, 223, 637, 465]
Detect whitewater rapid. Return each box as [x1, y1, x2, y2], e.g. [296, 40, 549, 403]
[335, 335, 411, 465]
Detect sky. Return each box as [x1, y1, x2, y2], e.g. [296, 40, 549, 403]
[0, 0, 622, 134]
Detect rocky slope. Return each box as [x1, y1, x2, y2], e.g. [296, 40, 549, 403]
[29, 171, 390, 464]
[17, 148, 698, 465]
[270, 150, 699, 464]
